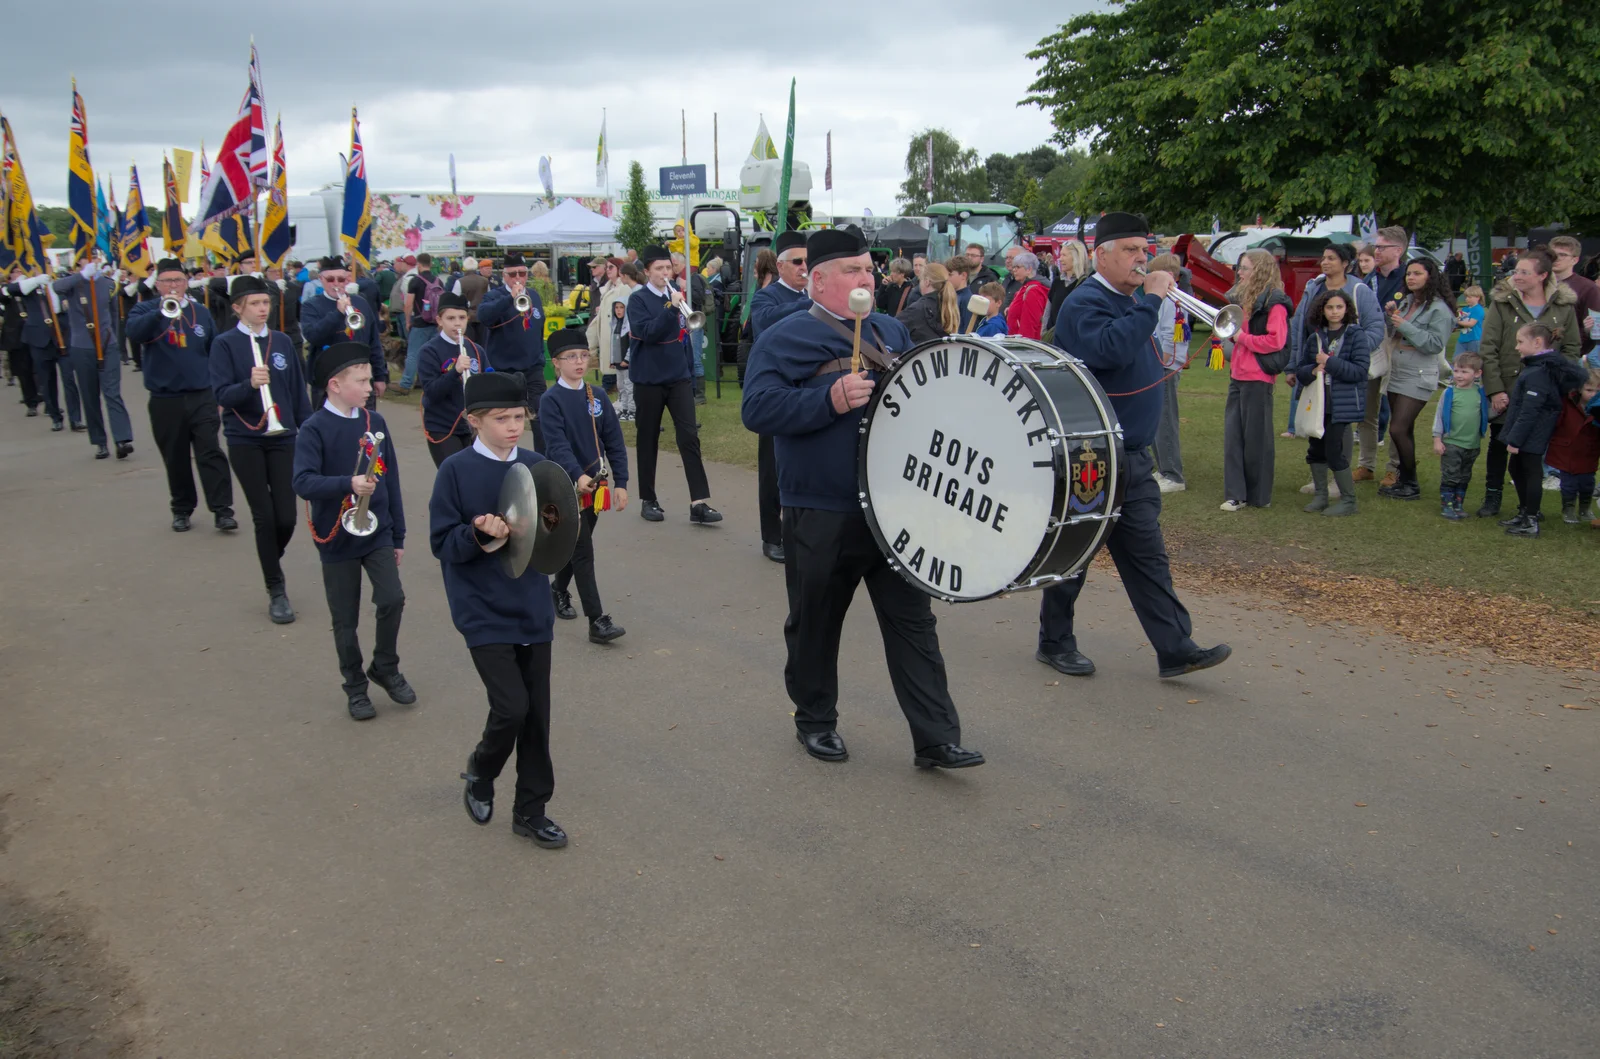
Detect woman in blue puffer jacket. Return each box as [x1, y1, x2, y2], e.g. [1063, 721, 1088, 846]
[1292, 288, 1372, 516]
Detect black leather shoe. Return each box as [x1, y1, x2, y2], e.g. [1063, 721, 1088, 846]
[914, 743, 986, 769]
[461, 759, 493, 825]
[268, 592, 296, 625]
[94, 444, 109, 459]
[796, 729, 848, 762]
[70, 422, 87, 432]
[1158, 643, 1233, 679]
[690, 502, 723, 524]
[367, 667, 417, 705]
[50, 420, 64, 432]
[588, 615, 625, 643]
[1505, 515, 1540, 537]
[640, 499, 665, 522]
[761, 541, 785, 563]
[552, 588, 577, 620]
[171, 515, 192, 532]
[26, 407, 38, 417]
[115, 441, 133, 459]
[1036, 648, 1095, 676]
[511, 814, 568, 848]
[1497, 511, 1526, 528]
[347, 692, 376, 721]
[214, 512, 239, 531]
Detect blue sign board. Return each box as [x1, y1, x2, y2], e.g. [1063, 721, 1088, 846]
[659, 164, 708, 196]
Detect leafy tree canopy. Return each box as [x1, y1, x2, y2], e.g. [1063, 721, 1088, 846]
[897, 129, 987, 213]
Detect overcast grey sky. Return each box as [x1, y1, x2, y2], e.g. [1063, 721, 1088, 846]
[3, 0, 1098, 216]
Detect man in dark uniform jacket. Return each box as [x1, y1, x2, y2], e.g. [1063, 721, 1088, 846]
[742, 228, 983, 771]
[53, 257, 134, 460]
[1036, 212, 1230, 680]
[4, 269, 66, 428]
[745, 230, 812, 563]
[476, 252, 548, 451]
[301, 256, 386, 410]
[1, 266, 41, 414]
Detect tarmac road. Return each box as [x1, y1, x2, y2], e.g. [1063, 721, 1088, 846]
[1, 397, 1596, 1058]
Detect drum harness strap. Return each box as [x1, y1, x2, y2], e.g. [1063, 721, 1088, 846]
[806, 304, 893, 377]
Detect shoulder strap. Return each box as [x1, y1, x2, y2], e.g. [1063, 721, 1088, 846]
[806, 303, 891, 371]
[583, 383, 607, 478]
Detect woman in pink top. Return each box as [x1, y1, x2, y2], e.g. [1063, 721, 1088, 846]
[1221, 249, 1294, 510]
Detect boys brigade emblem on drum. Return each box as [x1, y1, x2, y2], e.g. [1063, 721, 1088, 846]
[1069, 439, 1108, 513]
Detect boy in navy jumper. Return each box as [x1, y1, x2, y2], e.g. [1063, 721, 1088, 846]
[293, 343, 415, 720]
[431, 371, 567, 849]
[123, 258, 237, 532]
[211, 275, 314, 624]
[417, 292, 487, 468]
[539, 329, 629, 643]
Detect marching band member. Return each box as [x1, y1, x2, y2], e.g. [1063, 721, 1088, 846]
[475, 252, 547, 451]
[742, 228, 983, 771]
[211, 275, 313, 624]
[123, 259, 237, 533]
[417, 292, 485, 467]
[53, 256, 135, 460]
[264, 263, 303, 352]
[3, 269, 67, 430]
[745, 230, 810, 562]
[2, 266, 41, 416]
[293, 342, 413, 721]
[301, 256, 385, 408]
[431, 371, 567, 850]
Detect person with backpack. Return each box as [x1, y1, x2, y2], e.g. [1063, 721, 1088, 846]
[395, 252, 443, 394]
[386, 255, 413, 344]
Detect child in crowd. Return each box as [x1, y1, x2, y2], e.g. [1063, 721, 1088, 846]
[1454, 286, 1485, 356]
[975, 281, 1008, 337]
[1499, 323, 1590, 537]
[291, 343, 412, 720]
[610, 297, 633, 421]
[539, 329, 629, 644]
[431, 371, 566, 849]
[1544, 366, 1600, 524]
[1430, 351, 1487, 520]
[417, 293, 488, 468]
[1293, 289, 1371, 516]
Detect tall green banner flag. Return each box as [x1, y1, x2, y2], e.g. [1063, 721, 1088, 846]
[742, 79, 797, 327]
[1465, 220, 1494, 293]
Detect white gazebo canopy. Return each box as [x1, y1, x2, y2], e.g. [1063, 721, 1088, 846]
[494, 198, 618, 245]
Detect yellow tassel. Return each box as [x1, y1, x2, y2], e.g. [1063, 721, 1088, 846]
[1209, 337, 1224, 371]
[591, 483, 611, 512]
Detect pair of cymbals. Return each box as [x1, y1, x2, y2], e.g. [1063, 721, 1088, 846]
[497, 461, 581, 578]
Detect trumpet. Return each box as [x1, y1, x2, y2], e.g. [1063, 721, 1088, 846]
[341, 430, 386, 537]
[340, 281, 365, 331]
[1133, 267, 1244, 339]
[670, 292, 705, 331]
[249, 335, 290, 437]
[160, 296, 183, 319]
[456, 331, 472, 395]
[513, 291, 532, 314]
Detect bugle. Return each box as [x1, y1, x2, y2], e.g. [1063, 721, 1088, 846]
[341, 282, 364, 330]
[341, 431, 386, 537]
[160, 296, 183, 319]
[1133, 267, 1244, 339]
[513, 291, 532, 314]
[250, 335, 290, 437]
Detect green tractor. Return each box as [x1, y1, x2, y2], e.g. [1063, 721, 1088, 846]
[923, 202, 1027, 272]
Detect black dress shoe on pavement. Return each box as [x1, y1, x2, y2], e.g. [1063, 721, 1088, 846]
[214, 512, 239, 531]
[94, 444, 109, 459]
[1036, 648, 1095, 676]
[26, 408, 38, 417]
[461, 760, 493, 825]
[367, 667, 417, 705]
[511, 814, 568, 848]
[640, 499, 665, 522]
[50, 420, 64, 431]
[796, 729, 848, 762]
[588, 615, 625, 643]
[1158, 643, 1232, 679]
[268, 591, 296, 625]
[914, 744, 986, 769]
[115, 441, 133, 459]
[552, 587, 577, 620]
[347, 692, 376, 720]
[171, 515, 192, 532]
[70, 422, 86, 432]
[761, 541, 785, 563]
[689, 502, 723, 524]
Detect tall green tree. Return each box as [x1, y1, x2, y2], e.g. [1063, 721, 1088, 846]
[1024, 0, 1600, 234]
[615, 161, 655, 253]
[896, 129, 987, 212]
[37, 206, 74, 242]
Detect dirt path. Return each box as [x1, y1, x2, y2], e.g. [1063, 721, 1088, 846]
[1, 403, 1596, 1057]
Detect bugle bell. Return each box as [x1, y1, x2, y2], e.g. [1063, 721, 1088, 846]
[1134, 267, 1244, 339]
[345, 308, 365, 331]
[513, 292, 532, 314]
[160, 296, 183, 319]
[677, 304, 706, 331]
[341, 431, 386, 537]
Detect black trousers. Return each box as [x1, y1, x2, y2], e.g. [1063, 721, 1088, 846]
[29, 344, 62, 423]
[1485, 421, 1509, 493]
[427, 431, 469, 469]
[757, 433, 781, 545]
[1509, 449, 1546, 517]
[634, 379, 710, 504]
[781, 506, 962, 750]
[555, 508, 603, 618]
[7, 348, 39, 408]
[228, 441, 297, 590]
[320, 547, 405, 695]
[149, 391, 234, 517]
[1306, 421, 1352, 472]
[469, 641, 554, 819]
[521, 371, 547, 453]
[1038, 447, 1196, 666]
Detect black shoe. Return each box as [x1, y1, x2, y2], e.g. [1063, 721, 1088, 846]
[690, 502, 723, 524]
[640, 499, 665, 522]
[460, 759, 493, 825]
[94, 444, 109, 459]
[914, 743, 986, 769]
[589, 615, 625, 643]
[26, 408, 38, 417]
[171, 515, 192, 532]
[796, 729, 848, 762]
[552, 588, 577, 620]
[268, 591, 296, 624]
[70, 422, 87, 433]
[1497, 510, 1525, 528]
[1036, 647, 1095, 676]
[761, 541, 785, 563]
[1505, 515, 1540, 537]
[214, 512, 239, 531]
[511, 814, 568, 848]
[347, 692, 376, 721]
[115, 441, 133, 460]
[50, 420, 64, 432]
[1158, 643, 1233, 678]
[367, 666, 417, 705]
[1475, 488, 1502, 518]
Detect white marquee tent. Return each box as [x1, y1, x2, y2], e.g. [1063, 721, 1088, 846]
[493, 198, 618, 246]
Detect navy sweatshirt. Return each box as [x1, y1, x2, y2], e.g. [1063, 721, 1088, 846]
[476, 286, 546, 374]
[124, 298, 218, 396]
[742, 307, 913, 512]
[418, 332, 489, 440]
[3, 281, 62, 347]
[539, 380, 630, 488]
[749, 280, 810, 341]
[626, 284, 691, 385]
[210, 327, 313, 445]
[1052, 276, 1165, 450]
[301, 291, 387, 383]
[429, 445, 556, 648]
[292, 405, 406, 562]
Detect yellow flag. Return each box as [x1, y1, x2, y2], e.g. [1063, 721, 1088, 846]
[171, 148, 194, 204]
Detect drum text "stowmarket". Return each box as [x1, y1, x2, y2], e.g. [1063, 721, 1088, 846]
[880, 347, 1049, 437]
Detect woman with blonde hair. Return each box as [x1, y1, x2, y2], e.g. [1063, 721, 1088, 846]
[1220, 248, 1293, 510]
[897, 260, 960, 342]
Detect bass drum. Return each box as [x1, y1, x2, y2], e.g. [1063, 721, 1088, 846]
[857, 335, 1125, 603]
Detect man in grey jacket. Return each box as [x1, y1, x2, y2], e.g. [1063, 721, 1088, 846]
[53, 257, 134, 459]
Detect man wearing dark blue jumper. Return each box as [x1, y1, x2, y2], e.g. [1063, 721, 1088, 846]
[123, 258, 236, 532]
[746, 230, 811, 562]
[1036, 212, 1230, 680]
[301, 256, 386, 410]
[742, 228, 983, 771]
[474, 252, 547, 453]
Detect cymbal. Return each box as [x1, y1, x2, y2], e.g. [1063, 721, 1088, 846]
[497, 462, 538, 580]
[529, 460, 580, 575]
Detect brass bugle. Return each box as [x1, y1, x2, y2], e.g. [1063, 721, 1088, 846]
[160, 296, 183, 319]
[513, 292, 532, 313]
[341, 431, 385, 536]
[346, 309, 365, 331]
[1134, 267, 1244, 339]
[677, 305, 706, 331]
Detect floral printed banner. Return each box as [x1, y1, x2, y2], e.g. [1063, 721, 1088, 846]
[372, 192, 619, 253]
